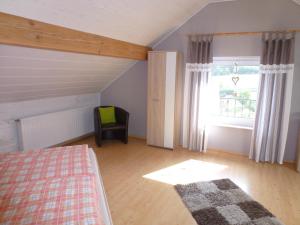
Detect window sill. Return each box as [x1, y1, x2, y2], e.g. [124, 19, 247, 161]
[209, 124, 253, 131]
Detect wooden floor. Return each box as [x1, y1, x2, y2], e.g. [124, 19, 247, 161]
[73, 137, 300, 225]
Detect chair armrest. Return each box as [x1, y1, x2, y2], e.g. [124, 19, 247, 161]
[115, 107, 129, 127]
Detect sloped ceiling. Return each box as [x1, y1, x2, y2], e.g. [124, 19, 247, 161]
[0, 45, 135, 103]
[0, 0, 224, 46]
[0, 0, 299, 103]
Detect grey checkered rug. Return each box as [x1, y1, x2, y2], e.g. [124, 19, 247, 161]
[175, 179, 284, 225]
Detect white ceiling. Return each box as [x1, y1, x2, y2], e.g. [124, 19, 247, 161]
[0, 0, 299, 103]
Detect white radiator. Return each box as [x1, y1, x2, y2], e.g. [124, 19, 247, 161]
[17, 107, 94, 151]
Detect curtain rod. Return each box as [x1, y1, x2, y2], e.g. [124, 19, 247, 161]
[187, 29, 300, 37]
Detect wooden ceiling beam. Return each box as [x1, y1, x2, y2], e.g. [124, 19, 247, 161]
[0, 12, 151, 60]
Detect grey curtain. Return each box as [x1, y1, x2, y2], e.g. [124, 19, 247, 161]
[182, 35, 213, 152]
[188, 35, 213, 64]
[250, 32, 295, 164]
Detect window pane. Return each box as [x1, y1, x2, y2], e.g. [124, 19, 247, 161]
[237, 66, 259, 75]
[212, 65, 234, 76]
[212, 65, 259, 76]
[210, 63, 259, 124]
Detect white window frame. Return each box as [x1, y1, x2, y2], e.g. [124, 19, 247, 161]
[213, 57, 260, 66]
[210, 56, 260, 128]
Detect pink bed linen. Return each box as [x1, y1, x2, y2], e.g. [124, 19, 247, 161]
[0, 145, 105, 225]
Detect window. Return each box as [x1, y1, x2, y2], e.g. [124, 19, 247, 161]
[209, 57, 260, 128]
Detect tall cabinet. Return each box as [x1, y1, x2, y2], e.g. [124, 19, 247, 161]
[147, 51, 182, 149]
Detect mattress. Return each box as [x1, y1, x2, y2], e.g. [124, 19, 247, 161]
[88, 148, 113, 225]
[0, 145, 113, 225]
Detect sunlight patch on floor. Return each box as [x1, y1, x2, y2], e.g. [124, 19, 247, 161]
[143, 159, 228, 185]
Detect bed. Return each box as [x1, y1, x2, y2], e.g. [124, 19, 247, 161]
[0, 145, 113, 225]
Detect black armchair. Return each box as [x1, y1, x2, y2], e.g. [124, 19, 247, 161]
[94, 106, 129, 147]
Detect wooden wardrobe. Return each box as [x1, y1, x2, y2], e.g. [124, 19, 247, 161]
[147, 51, 182, 149]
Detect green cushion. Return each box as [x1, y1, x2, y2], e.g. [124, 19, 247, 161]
[99, 107, 116, 124]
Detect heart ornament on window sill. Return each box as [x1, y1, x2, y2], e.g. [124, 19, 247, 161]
[232, 76, 239, 85]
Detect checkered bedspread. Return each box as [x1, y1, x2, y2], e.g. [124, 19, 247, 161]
[0, 145, 105, 225]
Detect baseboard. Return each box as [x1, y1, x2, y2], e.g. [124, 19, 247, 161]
[179, 147, 296, 164]
[52, 132, 94, 147]
[57, 134, 144, 147]
[283, 160, 296, 164]
[55, 135, 297, 166]
[129, 135, 146, 141]
[208, 148, 248, 157]
[175, 146, 248, 157]
[56, 134, 145, 147]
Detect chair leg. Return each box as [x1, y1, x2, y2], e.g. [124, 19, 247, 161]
[123, 130, 128, 144]
[95, 133, 102, 147]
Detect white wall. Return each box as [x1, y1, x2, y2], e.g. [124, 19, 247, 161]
[207, 126, 252, 155]
[0, 93, 101, 152]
